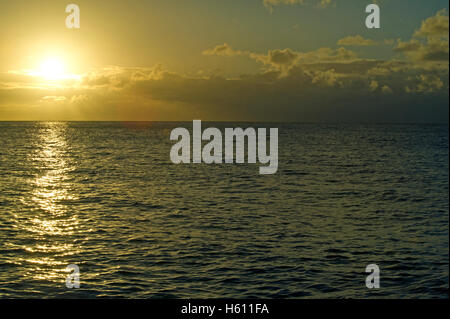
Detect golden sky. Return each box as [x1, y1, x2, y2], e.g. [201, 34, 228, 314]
[0, 0, 448, 121]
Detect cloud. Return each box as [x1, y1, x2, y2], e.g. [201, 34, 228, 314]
[381, 85, 393, 94]
[395, 39, 422, 52]
[369, 80, 378, 91]
[405, 75, 445, 93]
[395, 38, 449, 62]
[248, 47, 359, 75]
[337, 35, 379, 46]
[395, 9, 449, 63]
[203, 45, 359, 74]
[202, 43, 246, 57]
[41, 95, 67, 102]
[250, 48, 301, 72]
[414, 9, 449, 38]
[0, 59, 447, 122]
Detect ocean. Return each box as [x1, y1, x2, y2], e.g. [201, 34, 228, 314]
[0, 122, 448, 298]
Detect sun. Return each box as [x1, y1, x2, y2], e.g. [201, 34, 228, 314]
[39, 58, 65, 80]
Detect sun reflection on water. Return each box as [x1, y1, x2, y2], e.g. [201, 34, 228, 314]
[19, 122, 81, 284]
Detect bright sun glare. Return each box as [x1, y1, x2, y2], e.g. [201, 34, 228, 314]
[39, 58, 65, 80]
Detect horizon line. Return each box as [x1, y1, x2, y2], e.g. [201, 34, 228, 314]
[0, 120, 448, 125]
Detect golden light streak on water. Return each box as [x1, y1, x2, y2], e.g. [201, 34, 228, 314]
[20, 122, 81, 284]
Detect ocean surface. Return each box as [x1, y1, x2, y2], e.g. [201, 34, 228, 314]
[0, 122, 448, 298]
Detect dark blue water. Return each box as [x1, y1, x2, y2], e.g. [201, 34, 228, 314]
[0, 122, 448, 298]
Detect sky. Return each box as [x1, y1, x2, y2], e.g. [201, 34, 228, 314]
[0, 0, 448, 121]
